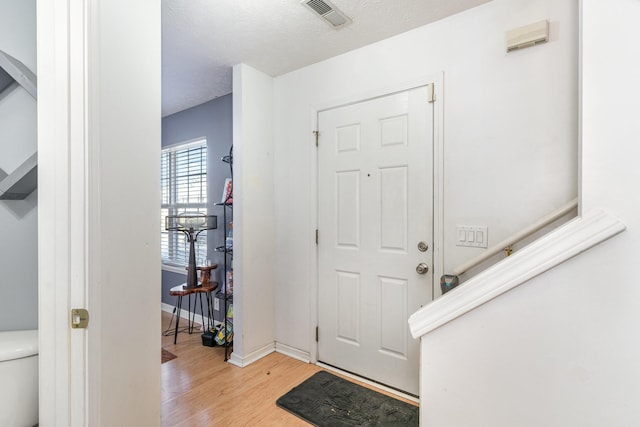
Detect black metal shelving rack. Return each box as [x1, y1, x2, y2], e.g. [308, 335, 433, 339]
[215, 147, 233, 361]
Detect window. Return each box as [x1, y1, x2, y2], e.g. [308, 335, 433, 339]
[161, 139, 207, 266]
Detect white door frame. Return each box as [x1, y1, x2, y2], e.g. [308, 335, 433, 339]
[38, 0, 94, 423]
[38, 0, 161, 425]
[308, 73, 445, 364]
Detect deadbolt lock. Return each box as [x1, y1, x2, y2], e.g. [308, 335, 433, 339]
[418, 242, 428, 252]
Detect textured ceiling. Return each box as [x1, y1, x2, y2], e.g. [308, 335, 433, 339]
[162, 0, 491, 116]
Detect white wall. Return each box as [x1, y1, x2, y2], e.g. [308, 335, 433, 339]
[417, 1, 640, 425]
[92, 0, 162, 422]
[0, 0, 37, 331]
[232, 64, 276, 364]
[272, 0, 578, 355]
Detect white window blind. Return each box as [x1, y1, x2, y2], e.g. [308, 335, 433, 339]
[161, 139, 208, 266]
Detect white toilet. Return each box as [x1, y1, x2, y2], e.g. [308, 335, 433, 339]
[0, 330, 38, 427]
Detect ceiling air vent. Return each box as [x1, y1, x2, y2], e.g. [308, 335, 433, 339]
[301, 0, 352, 29]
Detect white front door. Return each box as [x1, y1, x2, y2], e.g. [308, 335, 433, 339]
[318, 86, 434, 395]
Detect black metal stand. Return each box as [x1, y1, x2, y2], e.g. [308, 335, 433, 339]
[217, 145, 233, 360]
[215, 202, 233, 360]
[185, 232, 199, 288]
[165, 214, 217, 289]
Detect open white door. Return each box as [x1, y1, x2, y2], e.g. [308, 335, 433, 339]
[38, 0, 161, 424]
[318, 86, 434, 396]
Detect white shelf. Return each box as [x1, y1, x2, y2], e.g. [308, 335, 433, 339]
[0, 50, 38, 200]
[0, 49, 37, 99]
[0, 153, 37, 200]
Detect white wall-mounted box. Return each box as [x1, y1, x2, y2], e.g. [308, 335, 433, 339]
[506, 20, 549, 52]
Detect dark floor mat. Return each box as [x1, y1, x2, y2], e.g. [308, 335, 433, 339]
[276, 371, 419, 426]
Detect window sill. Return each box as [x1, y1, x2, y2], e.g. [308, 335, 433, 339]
[161, 263, 187, 275]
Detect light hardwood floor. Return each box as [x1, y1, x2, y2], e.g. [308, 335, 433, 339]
[161, 311, 417, 426]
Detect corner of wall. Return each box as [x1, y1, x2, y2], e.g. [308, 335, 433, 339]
[232, 63, 276, 359]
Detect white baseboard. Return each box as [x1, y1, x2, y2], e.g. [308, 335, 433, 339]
[275, 342, 311, 363]
[227, 342, 275, 368]
[226, 353, 244, 367]
[161, 301, 216, 331]
[161, 302, 176, 316]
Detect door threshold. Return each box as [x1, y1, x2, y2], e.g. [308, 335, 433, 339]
[316, 362, 420, 404]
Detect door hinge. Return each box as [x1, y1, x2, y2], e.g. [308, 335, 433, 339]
[315, 229, 319, 245]
[313, 130, 319, 147]
[427, 83, 435, 103]
[71, 308, 89, 329]
[315, 326, 319, 342]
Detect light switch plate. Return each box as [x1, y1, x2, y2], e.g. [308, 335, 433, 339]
[456, 225, 488, 248]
